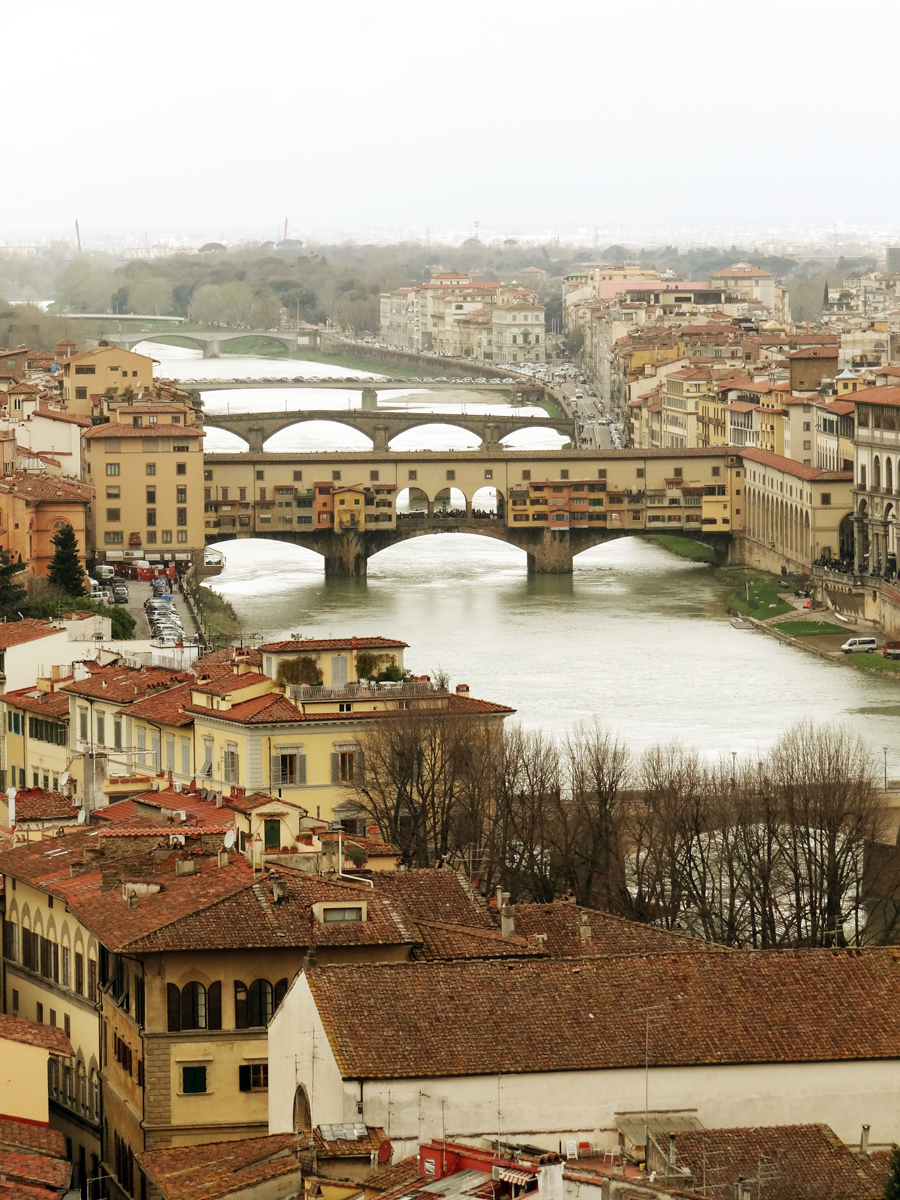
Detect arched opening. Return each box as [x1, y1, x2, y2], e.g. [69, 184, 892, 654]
[389, 423, 481, 452]
[501, 425, 570, 452]
[874, 456, 882, 490]
[885, 503, 897, 577]
[887, 458, 894, 494]
[203, 428, 249, 454]
[264, 420, 373, 454]
[396, 486, 430, 516]
[434, 487, 468, 517]
[471, 485, 503, 519]
[838, 513, 854, 561]
[218, 334, 291, 356]
[293, 1084, 312, 1133]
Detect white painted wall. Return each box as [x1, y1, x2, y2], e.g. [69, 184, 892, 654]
[268, 975, 899, 1151]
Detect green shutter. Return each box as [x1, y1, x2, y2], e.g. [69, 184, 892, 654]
[331, 753, 340, 783]
[297, 755, 307, 785]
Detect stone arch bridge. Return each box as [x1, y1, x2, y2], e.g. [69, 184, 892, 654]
[208, 517, 732, 576]
[202, 409, 574, 451]
[100, 330, 300, 358]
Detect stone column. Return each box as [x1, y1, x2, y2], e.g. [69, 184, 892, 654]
[853, 516, 866, 574]
[322, 533, 368, 577]
[465, 499, 472, 518]
[361, 387, 378, 410]
[372, 425, 389, 451]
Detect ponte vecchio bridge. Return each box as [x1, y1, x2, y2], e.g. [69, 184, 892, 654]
[202, 446, 739, 575]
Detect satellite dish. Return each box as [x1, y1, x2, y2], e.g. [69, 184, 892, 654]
[77, 809, 87, 825]
[60, 771, 69, 787]
[7, 787, 16, 802]
[223, 829, 235, 850]
[377, 1140, 393, 1164]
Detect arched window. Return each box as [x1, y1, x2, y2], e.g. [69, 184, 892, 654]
[167, 981, 221, 1031]
[235, 979, 279, 1028]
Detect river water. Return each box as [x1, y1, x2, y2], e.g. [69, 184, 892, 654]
[143, 343, 900, 768]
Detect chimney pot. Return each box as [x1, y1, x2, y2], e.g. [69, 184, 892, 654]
[860, 1125, 870, 1156]
[501, 903, 516, 938]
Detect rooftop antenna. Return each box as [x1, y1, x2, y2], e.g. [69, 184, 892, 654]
[75, 219, 82, 254]
[284, 216, 288, 242]
[474, 221, 480, 242]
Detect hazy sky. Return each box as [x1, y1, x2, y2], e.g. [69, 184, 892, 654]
[8, 0, 900, 239]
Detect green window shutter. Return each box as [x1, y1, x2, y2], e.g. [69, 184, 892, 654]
[331, 753, 340, 783]
[355, 751, 366, 785]
[297, 755, 307, 785]
[166, 984, 181, 1032]
[238, 1064, 252, 1092]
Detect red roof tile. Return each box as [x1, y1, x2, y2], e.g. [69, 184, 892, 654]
[12, 791, 78, 822]
[136, 1134, 301, 1200]
[83, 423, 202, 440]
[258, 636, 408, 653]
[0, 1014, 72, 1056]
[61, 665, 193, 704]
[308, 949, 900, 1079]
[0, 622, 61, 650]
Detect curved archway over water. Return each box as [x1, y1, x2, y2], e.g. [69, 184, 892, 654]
[264, 420, 374, 454]
[204, 428, 249, 453]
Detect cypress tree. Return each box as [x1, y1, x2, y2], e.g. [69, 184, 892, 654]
[0, 552, 26, 620]
[48, 524, 86, 597]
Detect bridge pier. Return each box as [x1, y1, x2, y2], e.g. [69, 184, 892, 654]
[203, 340, 221, 359]
[361, 387, 378, 410]
[372, 425, 390, 451]
[322, 533, 368, 577]
[526, 528, 575, 574]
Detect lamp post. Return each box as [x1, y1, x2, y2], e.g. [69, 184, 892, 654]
[884, 745, 889, 792]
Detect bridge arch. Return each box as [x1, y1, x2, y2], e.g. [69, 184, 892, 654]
[261, 419, 374, 453]
[388, 420, 484, 451]
[215, 332, 295, 355]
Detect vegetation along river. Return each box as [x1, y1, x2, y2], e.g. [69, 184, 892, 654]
[144, 342, 900, 771]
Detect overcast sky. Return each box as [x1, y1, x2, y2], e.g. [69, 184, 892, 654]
[7, 0, 899, 241]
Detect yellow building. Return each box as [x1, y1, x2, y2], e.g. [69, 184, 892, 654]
[0, 839, 105, 1193]
[0, 471, 93, 581]
[0, 1013, 74, 1126]
[0, 679, 71, 795]
[61, 346, 155, 416]
[81, 419, 205, 566]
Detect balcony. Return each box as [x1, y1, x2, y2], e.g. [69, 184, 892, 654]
[288, 680, 448, 702]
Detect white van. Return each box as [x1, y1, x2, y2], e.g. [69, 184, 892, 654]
[841, 636, 877, 654]
[95, 564, 116, 581]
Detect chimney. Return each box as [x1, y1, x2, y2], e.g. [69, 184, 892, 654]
[174, 858, 196, 876]
[501, 904, 516, 938]
[272, 878, 289, 903]
[860, 1125, 870, 1156]
[455, 683, 469, 695]
[126, 893, 138, 910]
[215, 792, 223, 808]
[217, 849, 228, 868]
[668, 1134, 677, 1170]
[579, 912, 592, 944]
[367, 824, 382, 843]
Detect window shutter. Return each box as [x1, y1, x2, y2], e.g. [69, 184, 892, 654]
[331, 753, 340, 783]
[355, 751, 366, 785]
[166, 984, 181, 1032]
[274, 978, 288, 1009]
[234, 981, 248, 1029]
[238, 1064, 251, 1092]
[208, 981, 222, 1030]
[271, 756, 280, 786]
[297, 755, 307, 786]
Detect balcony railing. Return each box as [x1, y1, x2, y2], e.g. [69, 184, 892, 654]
[289, 680, 448, 702]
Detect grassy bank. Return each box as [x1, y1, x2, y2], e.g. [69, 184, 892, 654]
[717, 566, 794, 619]
[775, 620, 849, 638]
[196, 585, 242, 641]
[647, 534, 717, 564]
[844, 650, 900, 674]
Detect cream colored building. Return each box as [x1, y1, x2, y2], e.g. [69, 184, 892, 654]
[492, 302, 546, 364]
[82, 420, 205, 566]
[61, 346, 155, 415]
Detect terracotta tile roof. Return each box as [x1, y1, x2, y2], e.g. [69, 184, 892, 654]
[372, 870, 494, 928]
[313, 1125, 387, 1158]
[12, 790, 78, 822]
[740, 447, 852, 482]
[851, 385, 900, 408]
[668, 1124, 888, 1200]
[508, 902, 713, 958]
[308, 949, 900, 1079]
[136, 1134, 301, 1200]
[363, 1154, 420, 1194]
[711, 265, 773, 279]
[122, 870, 421, 954]
[93, 789, 230, 829]
[222, 788, 292, 814]
[0, 622, 61, 650]
[186, 691, 301, 724]
[31, 403, 91, 427]
[124, 681, 195, 727]
[193, 647, 262, 672]
[789, 346, 839, 359]
[0, 1126, 71, 1200]
[61, 664, 193, 704]
[0, 473, 93, 503]
[258, 636, 408, 653]
[414, 918, 545, 961]
[0, 1014, 73, 1056]
[0, 687, 70, 719]
[83, 423, 202, 439]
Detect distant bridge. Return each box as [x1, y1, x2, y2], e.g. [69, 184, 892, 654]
[99, 329, 301, 358]
[202, 408, 574, 451]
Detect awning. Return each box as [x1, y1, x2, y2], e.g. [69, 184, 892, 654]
[498, 1170, 534, 1187]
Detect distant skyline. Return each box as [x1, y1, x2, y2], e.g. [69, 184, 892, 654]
[9, 0, 900, 237]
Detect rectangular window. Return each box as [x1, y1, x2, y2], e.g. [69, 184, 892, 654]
[36, 1002, 44, 1023]
[75, 952, 84, 995]
[204, 469, 213, 481]
[484, 469, 493, 479]
[522, 469, 531, 481]
[173, 444, 189, 453]
[293, 470, 303, 481]
[331, 471, 341, 482]
[146, 509, 156, 526]
[408, 470, 417, 481]
[238, 1063, 269, 1092]
[75, 387, 87, 400]
[106, 508, 121, 522]
[88, 959, 96, 999]
[181, 738, 191, 777]
[147, 530, 158, 543]
[239, 488, 247, 501]
[177, 530, 187, 543]
[201, 736, 213, 778]
[161, 530, 172, 543]
[106, 486, 120, 499]
[256, 470, 265, 481]
[146, 487, 156, 504]
[146, 463, 156, 476]
[181, 1065, 207, 1094]
[106, 463, 120, 476]
[104, 531, 124, 544]
[177, 486, 187, 503]
[339, 750, 355, 782]
[560, 470, 569, 480]
[96, 713, 105, 746]
[176, 508, 187, 526]
[176, 463, 186, 475]
[264, 818, 281, 850]
[821, 492, 831, 505]
[369, 470, 379, 482]
[223, 743, 239, 783]
[323, 906, 363, 923]
[272, 752, 305, 786]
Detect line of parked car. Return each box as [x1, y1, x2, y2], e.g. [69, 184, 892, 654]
[88, 564, 129, 606]
[144, 577, 188, 646]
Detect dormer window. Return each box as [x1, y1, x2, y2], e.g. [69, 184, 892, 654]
[314, 902, 366, 925]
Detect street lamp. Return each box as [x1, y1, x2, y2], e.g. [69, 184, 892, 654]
[884, 745, 889, 792]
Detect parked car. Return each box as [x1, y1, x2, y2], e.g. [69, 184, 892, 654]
[113, 586, 129, 604]
[884, 641, 900, 659]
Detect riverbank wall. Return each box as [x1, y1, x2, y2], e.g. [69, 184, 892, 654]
[731, 533, 811, 578]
